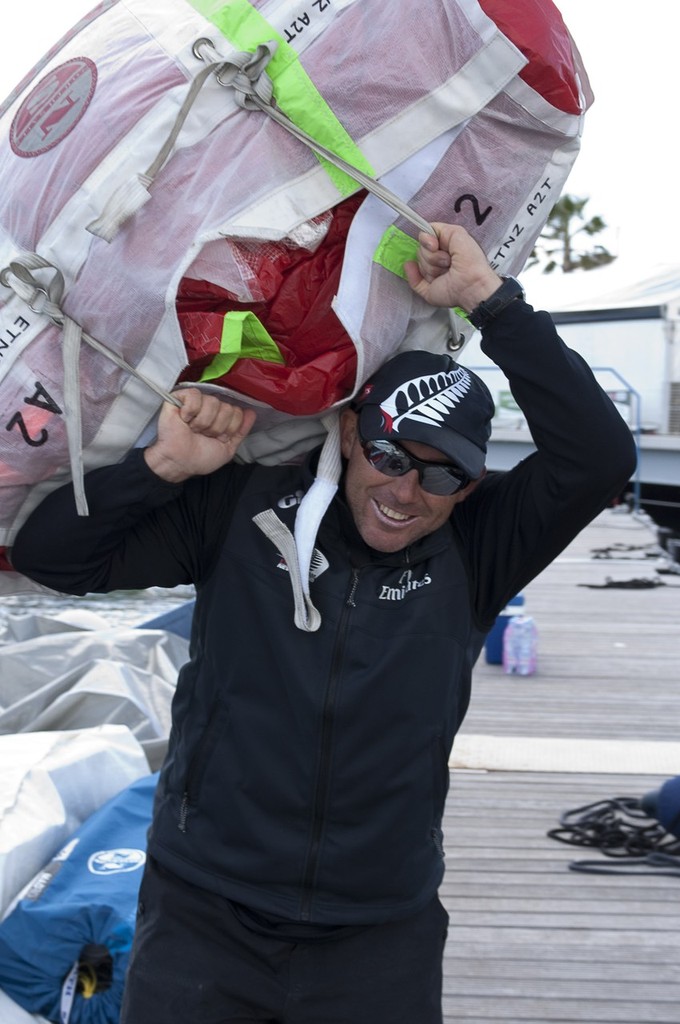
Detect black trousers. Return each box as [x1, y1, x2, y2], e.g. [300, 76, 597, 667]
[120, 858, 448, 1024]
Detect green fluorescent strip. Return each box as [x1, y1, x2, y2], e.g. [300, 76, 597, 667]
[189, 0, 374, 195]
[373, 227, 473, 325]
[199, 309, 285, 382]
[373, 225, 419, 279]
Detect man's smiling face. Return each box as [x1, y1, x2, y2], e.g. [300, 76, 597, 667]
[340, 410, 476, 552]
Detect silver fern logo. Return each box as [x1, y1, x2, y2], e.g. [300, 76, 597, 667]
[378, 366, 473, 434]
[277, 548, 329, 582]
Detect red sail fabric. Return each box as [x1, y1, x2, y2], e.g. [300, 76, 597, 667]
[176, 193, 365, 415]
[478, 0, 590, 114]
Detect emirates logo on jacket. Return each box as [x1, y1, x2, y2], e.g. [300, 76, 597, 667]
[378, 569, 432, 601]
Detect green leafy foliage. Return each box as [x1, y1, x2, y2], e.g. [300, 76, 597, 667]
[527, 194, 617, 274]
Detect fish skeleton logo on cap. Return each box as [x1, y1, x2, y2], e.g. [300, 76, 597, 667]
[378, 366, 473, 434]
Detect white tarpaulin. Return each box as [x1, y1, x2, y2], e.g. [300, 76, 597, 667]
[0, 987, 49, 1024]
[0, 623, 187, 769]
[0, 725, 149, 920]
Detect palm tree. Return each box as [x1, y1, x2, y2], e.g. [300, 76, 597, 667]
[528, 194, 616, 274]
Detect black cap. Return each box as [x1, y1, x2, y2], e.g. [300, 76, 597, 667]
[353, 351, 495, 479]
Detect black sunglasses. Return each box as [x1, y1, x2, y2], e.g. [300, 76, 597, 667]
[359, 438, 470, 496]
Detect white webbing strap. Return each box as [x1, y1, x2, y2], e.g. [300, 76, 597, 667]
[252, 412, 341, 631]
[86, 41, 277, 241]
[253, 508, 322, 632]
[86, 55, 218, 241]
[60, 960, 79, 1024]
[0, 253, 181, 515]
[294, 411, 340, 605]
[88, 37, 434, 242]
[61, 315, 87, 515]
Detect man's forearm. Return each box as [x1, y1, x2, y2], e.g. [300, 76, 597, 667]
[10, 448, 184, 594]
[480, 300, 637, 495]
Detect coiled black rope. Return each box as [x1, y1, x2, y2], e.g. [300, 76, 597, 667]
[547, 797, 680, 876]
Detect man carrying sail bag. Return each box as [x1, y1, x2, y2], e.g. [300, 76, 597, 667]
[11, 225, 636, 1024]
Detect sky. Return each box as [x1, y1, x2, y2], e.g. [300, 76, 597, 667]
[551, 0, 679, 268]
[0, 0, 677, 280]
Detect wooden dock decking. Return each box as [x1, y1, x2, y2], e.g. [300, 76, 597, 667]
[441, 508, 680, 1024]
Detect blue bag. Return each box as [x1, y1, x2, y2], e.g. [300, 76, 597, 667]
[0, 772, 157, 1023]
[642, 775, 680, 839]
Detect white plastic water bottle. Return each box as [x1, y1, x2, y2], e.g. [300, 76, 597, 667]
[502, 614, 538, 676]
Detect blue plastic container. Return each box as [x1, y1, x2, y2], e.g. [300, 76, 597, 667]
[484, 594, 525, 665]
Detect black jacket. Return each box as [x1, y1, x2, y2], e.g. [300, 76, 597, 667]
[11, 302, 636, 924]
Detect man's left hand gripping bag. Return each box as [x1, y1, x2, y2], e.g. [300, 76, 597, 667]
[0, 0, 592, 594]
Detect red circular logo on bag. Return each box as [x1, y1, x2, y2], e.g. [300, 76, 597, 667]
[10, 57, 97, 158]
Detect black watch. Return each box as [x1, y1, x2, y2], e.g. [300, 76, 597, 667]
[467, 276, 525, 330]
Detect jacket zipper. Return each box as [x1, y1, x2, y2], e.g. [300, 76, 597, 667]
[299, 567, 359, 920]
[178, 793, 189, 833]
[177, 702, 227, 833]
[430, 734, 447, 859]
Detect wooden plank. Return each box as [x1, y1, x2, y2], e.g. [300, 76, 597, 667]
[441, 978, 680, 1001]
[443, 979, 680, 1003]
[444, 945, 680, 966]
[442, 1001, 680, 1023]
[443, 897, 679, 917]
[443, 960, 680, 982]
[442, 911, 678, 930]
[440, 878, 679, 897]
[442, 924, 680, 948]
